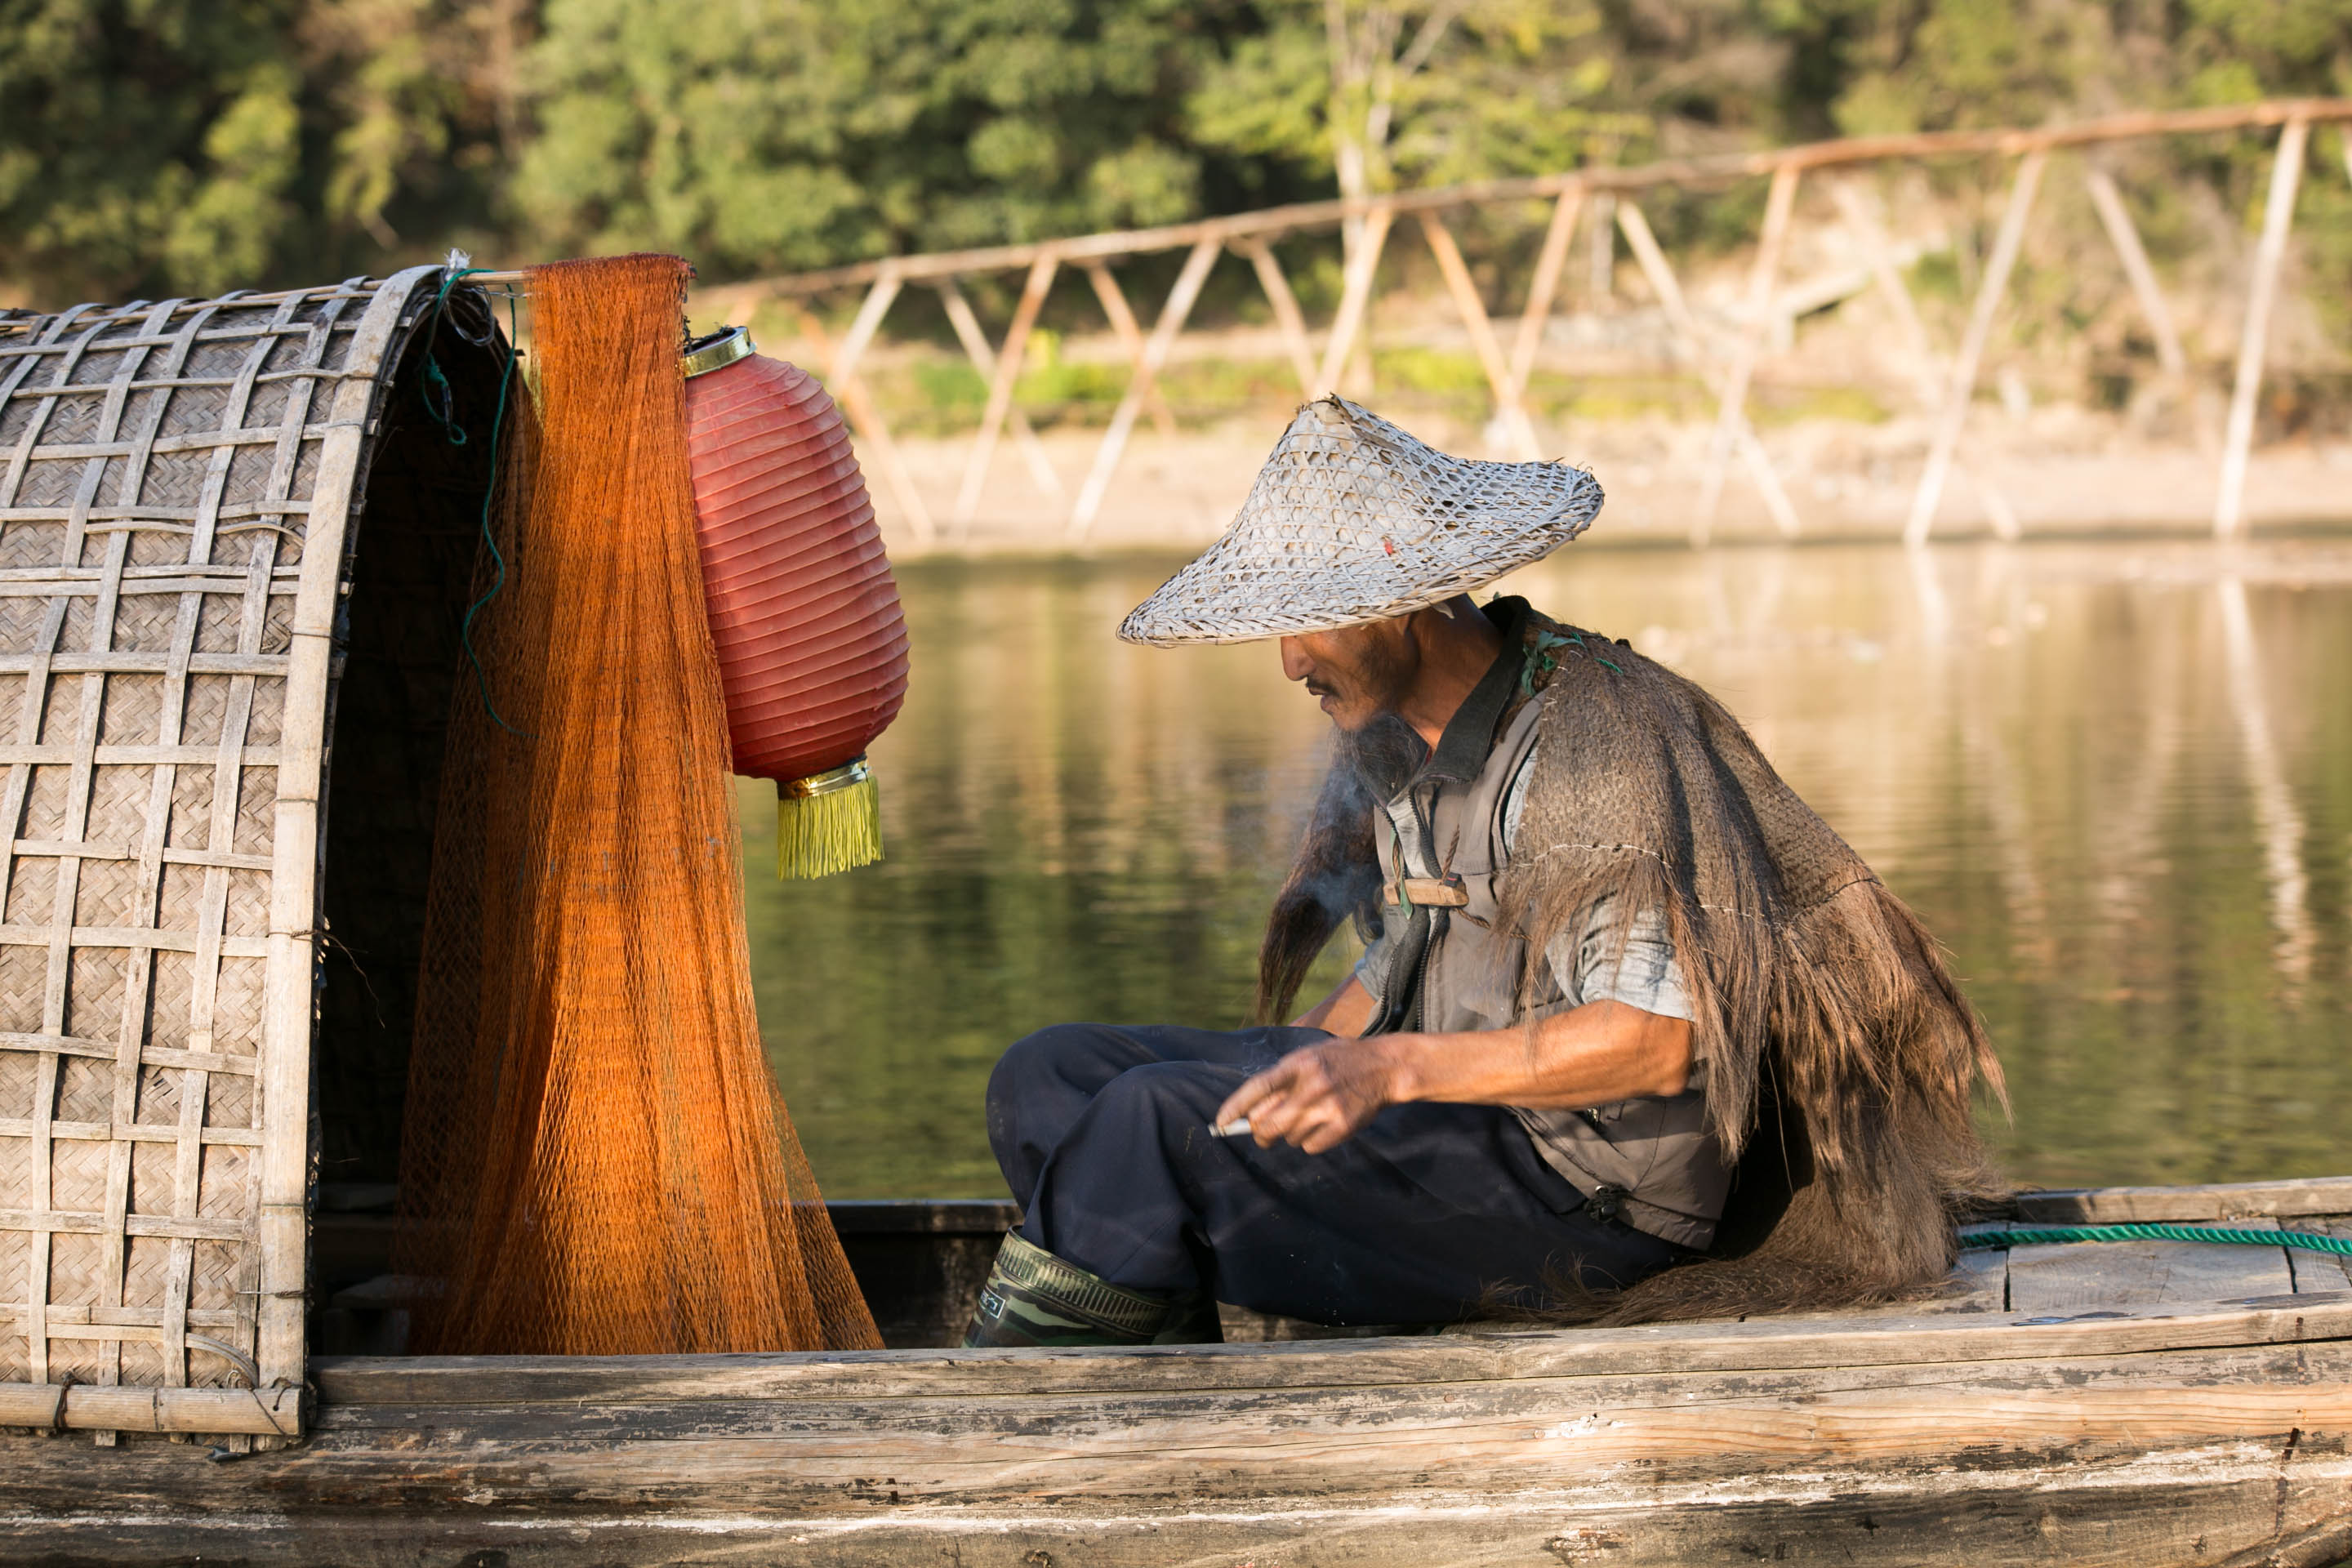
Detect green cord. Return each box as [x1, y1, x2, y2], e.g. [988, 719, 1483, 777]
[1962, 1223, 2352, 1255]
[420, 265, 529, 738]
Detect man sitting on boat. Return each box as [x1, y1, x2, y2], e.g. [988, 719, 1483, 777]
[966, 397, 2004, 1348]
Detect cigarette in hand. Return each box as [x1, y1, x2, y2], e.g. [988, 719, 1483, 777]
[1210, 1118, 1252, 1138]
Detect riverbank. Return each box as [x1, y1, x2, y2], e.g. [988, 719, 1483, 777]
[865, 416, 2352, 555]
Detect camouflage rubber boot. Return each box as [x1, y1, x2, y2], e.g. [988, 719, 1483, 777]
[962, 1233, 1183, 1348]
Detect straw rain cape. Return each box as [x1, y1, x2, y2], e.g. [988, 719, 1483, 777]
[1263, 622, 2007, 1325]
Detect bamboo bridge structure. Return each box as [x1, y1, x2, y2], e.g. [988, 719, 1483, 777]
[695, 99, 2352, 551]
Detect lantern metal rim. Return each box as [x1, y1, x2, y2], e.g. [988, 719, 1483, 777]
[683, 326, 756, 380]
[782, 757, 871, 799]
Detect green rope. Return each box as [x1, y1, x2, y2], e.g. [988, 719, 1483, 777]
[1962, 1223, 2352, 1255]
[418, 265, 529, 738]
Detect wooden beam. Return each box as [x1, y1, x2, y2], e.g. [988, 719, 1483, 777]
[953, 252, 1059, 536]
[292, 1348, 2352, 1472]
[1418, 212, 1539, 457]
[798, 290, 935, 546]
[2215, 114, 2310, 539]
[2083, 167, 2189, 380]
[1507, 185, 1583, 399]
[1234, 239, 1320, 398]
[1080, 262, 1178, 439]
[934, 278, 1064, 502]
[1696, 164, 1802, 542]
[9, 1437, 2352, 1567]
[1314, 203, 1393, 394]
[1613, 199, 1802, 538]
[2016, 1174, 2352, 1223]
[1904, 149, 2047, 547]
[313, 1293, 2352, 1406]
[1588, 190, 1616, 302]
[1067, 238, 1221, 541]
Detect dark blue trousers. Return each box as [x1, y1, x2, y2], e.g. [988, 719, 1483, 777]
[986, 1022, 1688, 1326]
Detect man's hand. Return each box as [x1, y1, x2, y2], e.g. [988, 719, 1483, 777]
[1214, 1038, 1406, 1155]
[1210, 1000, 1692, 1158]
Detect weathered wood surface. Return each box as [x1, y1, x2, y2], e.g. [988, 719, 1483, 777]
[2016, 1174, 2352, 1222]
[5, 1341, 2349, 1566]
[4, 1469, 2347, 1568]
[11, 1182, 2352, 1565]
[305, 1292, 2352, 1404]
[2290, 1214, 2352, 1294]
[2009, 1218, 2296, 1313]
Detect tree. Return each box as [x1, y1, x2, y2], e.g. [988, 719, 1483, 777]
[512, 0, 1254, 277]
[1190, 0, 1638, 255]
[0, 0, 306, 301]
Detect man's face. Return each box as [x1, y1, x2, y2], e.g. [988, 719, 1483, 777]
[1278, 618, 1419, 732]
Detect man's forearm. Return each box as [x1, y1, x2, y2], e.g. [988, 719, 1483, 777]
[1370, 1001, 1690, 1111]
[1294, 974, 1377, 1036]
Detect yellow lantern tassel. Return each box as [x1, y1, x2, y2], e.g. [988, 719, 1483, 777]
[777, 758, 883, 880]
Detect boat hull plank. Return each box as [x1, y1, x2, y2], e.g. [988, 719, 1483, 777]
[5, 1339, 2350, 1565]
[2017, 1175, 2352, 1223]
[2288, 1214, 2352, 1294]
[9, 1179, 2352, 1564]
[2, 1429, 2347, 1566]
[303, 1291, 2352, 1404]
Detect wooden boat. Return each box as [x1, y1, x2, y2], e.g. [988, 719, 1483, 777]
[4, 277, 2347, 1565]
[5, 1173, 2349, 1566]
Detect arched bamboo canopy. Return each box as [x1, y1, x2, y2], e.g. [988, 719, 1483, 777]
[0, 266, 510, 1439]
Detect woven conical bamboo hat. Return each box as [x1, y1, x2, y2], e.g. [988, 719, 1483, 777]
[1118, 396, 1603, 647]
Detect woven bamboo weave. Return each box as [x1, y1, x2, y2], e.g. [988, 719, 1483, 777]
[0, 267, 445, 1426]
[1119, 396, 1605, 647]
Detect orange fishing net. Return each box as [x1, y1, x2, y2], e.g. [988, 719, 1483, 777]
[396, 254, 880, 1355]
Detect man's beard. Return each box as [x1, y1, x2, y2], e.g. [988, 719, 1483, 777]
[1339, 710, 1430, 799]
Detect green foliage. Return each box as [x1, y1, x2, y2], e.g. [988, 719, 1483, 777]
[513, 0, 1258, 274]
[7, 0, 2352, 310]
[0, 1, 306, 298]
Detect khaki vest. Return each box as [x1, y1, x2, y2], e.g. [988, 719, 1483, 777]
[1356, 615, 1730, 1250]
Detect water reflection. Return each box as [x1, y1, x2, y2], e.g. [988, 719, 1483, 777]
[743, 538, 2352, 1198]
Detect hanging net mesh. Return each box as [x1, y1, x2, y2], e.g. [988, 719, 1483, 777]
[395, 254, 881, 1355]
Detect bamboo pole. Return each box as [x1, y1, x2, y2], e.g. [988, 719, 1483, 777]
[1904, 149, 2047, 547]
[2083, 169, 2189, 379]
[1508, 186, 1583, 399]
[1316, 203, 1394, 394]
[935, 279, 1064, 501]
[1588, 192, 1617, 302]
[1696, 164, 1801, 540]
[1614, 200, 1801, 539]
[1067, 238, 1222, 541]
[1419, 213, 1539, 457]
[1082, 262, 1178, 438]
[800, 281, 935, 545]
[174, 102, 2352, 309]
[2214, 115, 2310, 540]
[954, 252, 1060, 535]
[1236, 239, 1321, 397]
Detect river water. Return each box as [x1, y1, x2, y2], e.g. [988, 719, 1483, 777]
[742, 537, 2352, 1200]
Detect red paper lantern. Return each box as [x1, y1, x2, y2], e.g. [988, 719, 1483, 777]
[682, 327, 909, 876]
